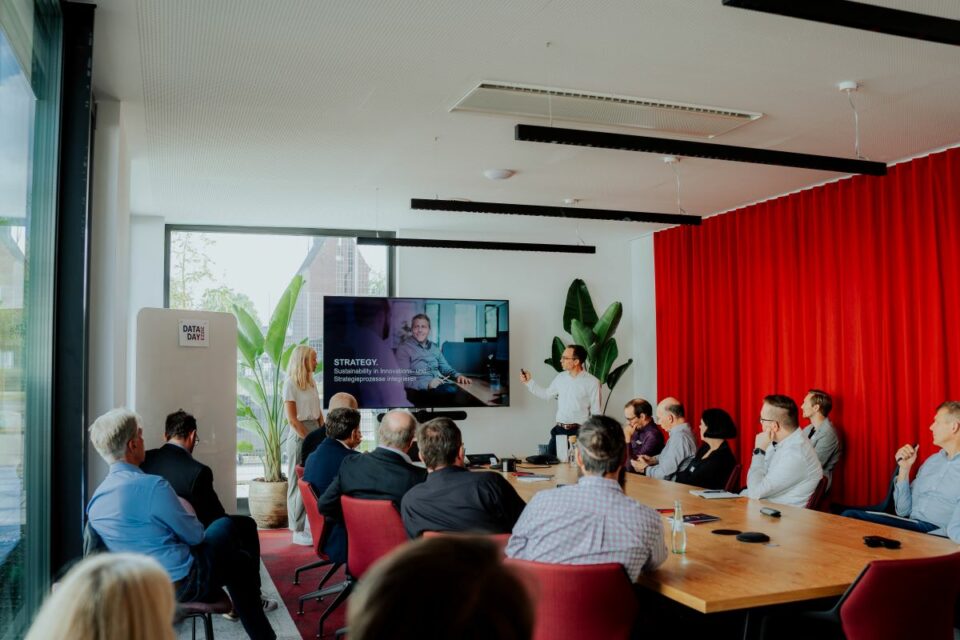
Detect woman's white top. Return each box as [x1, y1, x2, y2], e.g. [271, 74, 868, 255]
[283, 377, 321, 422]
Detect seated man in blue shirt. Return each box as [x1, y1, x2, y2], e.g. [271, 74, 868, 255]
[842, 401, 960, 542]
[86, 409, 276, 640]
[396, 314, 480, 407]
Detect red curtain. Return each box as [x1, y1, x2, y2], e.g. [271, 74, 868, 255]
[654, 147, 960, 505]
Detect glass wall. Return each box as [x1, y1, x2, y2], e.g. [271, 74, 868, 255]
[165, 227, 391, 498]
[0, 0, 61, 635]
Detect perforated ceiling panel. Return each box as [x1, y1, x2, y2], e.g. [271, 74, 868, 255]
[90, 0, 960, 227]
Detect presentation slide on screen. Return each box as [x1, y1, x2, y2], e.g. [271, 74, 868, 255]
[323, 296, 510, 409]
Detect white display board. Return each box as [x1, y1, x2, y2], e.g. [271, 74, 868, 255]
[135, 308, 238, 511]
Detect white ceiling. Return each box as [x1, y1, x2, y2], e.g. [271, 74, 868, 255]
[88, 0, 960, 237]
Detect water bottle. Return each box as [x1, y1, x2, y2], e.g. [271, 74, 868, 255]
[567, 435, 578, 466]
[671, 499, 687, 554]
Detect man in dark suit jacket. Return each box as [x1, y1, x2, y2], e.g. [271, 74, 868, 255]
[318, 410, 426, 526]
[141, 409, 226, 527]
[303, 407, 362, 564]
[141, 409, 269, 612]
[299, 392, 359, 465]
[401, 417, 526, 538]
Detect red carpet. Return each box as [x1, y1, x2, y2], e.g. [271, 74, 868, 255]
[259, 530, 349, 639]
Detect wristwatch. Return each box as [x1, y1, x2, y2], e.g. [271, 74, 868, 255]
[753, 447, 766, 456]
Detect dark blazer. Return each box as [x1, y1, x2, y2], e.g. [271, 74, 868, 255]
[400, 466, 526, 538]
[674, 441, 737, 490]
[299, 426, 327, 465]
[303, 438, 360, 563]
[318, 447, 426, 523]
[141, 443, 226, 527]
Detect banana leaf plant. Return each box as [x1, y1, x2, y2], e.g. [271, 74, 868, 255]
[233, 275, 305, 483]
[545, 278, 633, 414]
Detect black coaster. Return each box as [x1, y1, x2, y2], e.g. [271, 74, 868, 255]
[711, 529, 742, 535]
[736, 531, 770, 543]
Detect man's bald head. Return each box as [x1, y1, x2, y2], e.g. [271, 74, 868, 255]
[329, 392, 359, 411]
[378, 410, 418, 451]
[655, 397, 686, 430]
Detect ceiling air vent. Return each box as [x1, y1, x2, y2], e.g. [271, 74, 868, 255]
[451, 82, 762, 139]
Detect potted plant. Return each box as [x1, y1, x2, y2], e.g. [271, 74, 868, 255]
[234, 275, 305, 528]
[545, 279, 633, 414]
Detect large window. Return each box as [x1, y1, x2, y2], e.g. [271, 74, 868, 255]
[1, 1, 62, 634]
[165, 226, 392, 498]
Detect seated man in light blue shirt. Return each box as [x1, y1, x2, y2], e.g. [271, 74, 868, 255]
[842, 401, 960, 542]
[86, 409, 276, 640]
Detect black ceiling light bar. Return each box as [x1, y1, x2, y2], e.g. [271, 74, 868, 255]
[722, 0, 960, 48]
[357, 236, 595, 254]
[411, 198, 700, 226]
[515, 124, 887, 176]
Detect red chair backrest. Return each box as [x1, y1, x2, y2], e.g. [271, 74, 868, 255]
[295, 464, 305, 480]
[724, 464, 742, 493]
[840, 552, 960, 640]
[505, 559, 638, 640]
[805, 475, 828, 510]
[297, 478, 328, 556]
[341, 496, 409, 580]
[422, 531, 511, 556]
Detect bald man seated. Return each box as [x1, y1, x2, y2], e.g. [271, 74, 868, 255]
[300, 392, 359, 465]
[318, 410, 427, 525]
[631, 397, 697, 480]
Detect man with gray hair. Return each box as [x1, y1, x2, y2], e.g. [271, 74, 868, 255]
[319, 410, 427, 525]
[632, 397, 697, 480]
[506, 415, 667, 582]
[842, 401, 960, 542]
[86, 409, 276, 640]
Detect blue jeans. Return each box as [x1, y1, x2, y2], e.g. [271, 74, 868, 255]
[840, 509, 939, 534]
[177, 517, 275, 640]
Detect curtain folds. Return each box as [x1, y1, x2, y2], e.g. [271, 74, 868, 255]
[654, 147, 960, 504]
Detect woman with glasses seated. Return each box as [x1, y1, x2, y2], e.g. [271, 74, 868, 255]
[675, 408, 738, 490]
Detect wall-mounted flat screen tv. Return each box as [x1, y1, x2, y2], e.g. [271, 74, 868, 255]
[323, 296, 509, 409]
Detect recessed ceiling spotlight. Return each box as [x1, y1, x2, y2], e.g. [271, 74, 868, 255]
[562, 198, 580, 205]
[837, 80, 859, 93]
[483, 169, 516, 180]
[663, 156, 680, 164]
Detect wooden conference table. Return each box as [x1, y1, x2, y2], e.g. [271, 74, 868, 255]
[497, 465, 957, 614]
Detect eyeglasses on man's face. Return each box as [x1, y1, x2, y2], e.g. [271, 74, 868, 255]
[758, 417, 779, 427]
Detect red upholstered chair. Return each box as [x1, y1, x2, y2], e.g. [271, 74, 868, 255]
[295, 464, 305, 480]
[505, 559, 638, 640]
[761, 552, 960, 640]
[314, 496, 409, 638]
[724, 464, 742, 494]
[805, 475, 829, 510]
[422, 531, 511, 555]
[294, 478, 344, 614]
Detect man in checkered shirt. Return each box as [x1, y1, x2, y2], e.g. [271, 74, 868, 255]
[506, 415, 668, 581]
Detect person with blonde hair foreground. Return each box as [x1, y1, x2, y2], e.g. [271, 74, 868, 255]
[25, 553, 175, 640]
[347, 536, 532, 640]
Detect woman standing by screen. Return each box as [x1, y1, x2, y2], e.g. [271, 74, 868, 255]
[284, 344, 324, 545]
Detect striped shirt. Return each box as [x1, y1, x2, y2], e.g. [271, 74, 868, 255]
[505, 476, 667, 582]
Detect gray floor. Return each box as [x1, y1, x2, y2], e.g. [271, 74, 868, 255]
[175, 561, 301, 640]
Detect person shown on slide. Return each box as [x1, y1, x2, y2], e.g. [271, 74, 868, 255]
[396, 314, 475, 407]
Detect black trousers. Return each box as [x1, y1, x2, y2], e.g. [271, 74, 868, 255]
[176, 517, 275, 640]
[547, 424, 580, 457]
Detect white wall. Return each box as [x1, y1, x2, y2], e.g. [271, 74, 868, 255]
[630, 233, 658, 405]
[397, 226, 643, 458]
[88, 99, 132, 487]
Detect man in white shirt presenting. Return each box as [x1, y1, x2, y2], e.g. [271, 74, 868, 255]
[742, 394, 823, 508]
[521, 344, 601, 458]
